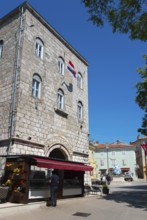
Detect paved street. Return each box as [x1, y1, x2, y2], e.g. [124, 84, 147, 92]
[0, 181, 147, 220]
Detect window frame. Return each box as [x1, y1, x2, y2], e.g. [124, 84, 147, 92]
[112, 151, 115, 155]
[122, 151, 125, 155]
[100, 159, 104, 166]
[122, 159, 127, 166]
[0, 40, 4, 58]
[57, 89, 64, 110]
[77, 72, 83, 89]
[35, 38, 44, 60]
[111, 159, 116, 166]
[77, 101, 83, 122]
[58, 57, 65, 75]
[32, 73, 42, 98]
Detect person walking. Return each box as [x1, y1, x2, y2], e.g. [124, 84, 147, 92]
[49, 170, 59, 207]
[106, 173, 111, 185]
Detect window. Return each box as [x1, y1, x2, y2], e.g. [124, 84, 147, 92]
[77, 101, 83, 122]
[122, 159, 127, 166]
[57, 89, 64, 110]
[32, 74, 42, 98]
[58, 57, 64, 75]
[0, 40, 4, 58]
[111, 159, 116, 166]
[35, 38, 44, 59]
[112, 151, 115, 155]
[77, 72, 82, 89]
[100, 159, 104, 166]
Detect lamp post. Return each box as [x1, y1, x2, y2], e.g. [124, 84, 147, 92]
[105, 143, 109, 174]
[141, 143, 147, 182]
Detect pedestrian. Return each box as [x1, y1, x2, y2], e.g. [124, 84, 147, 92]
[100, 174, 103, 183]
[49, 170, 59, 207]
[106, 173, 111, 185]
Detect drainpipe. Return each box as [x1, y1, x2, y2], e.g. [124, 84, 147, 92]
[7, 7, 23, 155]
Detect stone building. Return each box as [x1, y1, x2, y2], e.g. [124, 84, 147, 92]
[88, 142, 97, 182]
[0, 2, 89, 166]
[131, 136, 147, 180]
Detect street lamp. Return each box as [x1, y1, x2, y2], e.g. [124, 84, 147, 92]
[141, 143, 147, 182]
[105, 143, 109, 174]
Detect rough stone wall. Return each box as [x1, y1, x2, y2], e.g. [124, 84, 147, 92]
[10, 142, 44, 156]
[0, 8, 89, 164]
[0, 14, 20, 140]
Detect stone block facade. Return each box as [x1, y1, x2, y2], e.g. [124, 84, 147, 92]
[0, 3, 89, 166]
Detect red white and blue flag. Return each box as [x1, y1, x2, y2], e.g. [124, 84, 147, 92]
[67, 60, 76, 77]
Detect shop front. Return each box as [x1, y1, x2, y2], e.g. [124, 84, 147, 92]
[0, 155, 92, 203]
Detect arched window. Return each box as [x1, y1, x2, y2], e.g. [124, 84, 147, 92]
[32, 73, 42, 98]
[0, 40, 4, 58]
[77, 101, 83, 121]
[77, 72, 83, 89]
[35, 38, 44, 59]
[58, 57, 64, 75]
[57, 89, 64, 110]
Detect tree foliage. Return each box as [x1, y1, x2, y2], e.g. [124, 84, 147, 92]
[82, 0, 147, 135]
[82, 0, 147, 41]
[136, 55, 147, 135]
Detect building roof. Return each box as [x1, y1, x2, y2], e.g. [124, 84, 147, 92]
[0, 1, 88, 66]
[95, 141, 135, 150]
[130, 136, 147, 145]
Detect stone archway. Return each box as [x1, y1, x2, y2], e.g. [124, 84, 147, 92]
[45, 135, 72, 160]
[49, 144, 69, 160]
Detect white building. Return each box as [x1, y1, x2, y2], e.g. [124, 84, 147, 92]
[95, 141, 138, 180]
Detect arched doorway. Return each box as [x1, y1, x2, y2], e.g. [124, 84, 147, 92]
[48, 148, 68, 198]
[45, 135, 72, 161]
[49, 148, 67, 160]
[46, 141, 84, 199]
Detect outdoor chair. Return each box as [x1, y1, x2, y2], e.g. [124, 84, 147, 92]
[84, 185, 100, 196]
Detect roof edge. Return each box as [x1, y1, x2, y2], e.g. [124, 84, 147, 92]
[0, 1, 88, 66]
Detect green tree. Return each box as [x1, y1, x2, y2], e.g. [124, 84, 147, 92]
[82, 0, 147, 41]
[82, 0, 147, 135]
[136, 55, 147, 135]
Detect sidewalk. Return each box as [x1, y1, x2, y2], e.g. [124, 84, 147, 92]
[0, 179, 146, 216]
[0, 200, 46, 215]
[1, 186, 147, 220]
[0, 195, 99, 216]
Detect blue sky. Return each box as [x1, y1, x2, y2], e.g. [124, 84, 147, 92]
[1, 0, 146, 144]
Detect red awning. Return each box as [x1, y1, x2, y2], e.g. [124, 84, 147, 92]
[121, 168, 130, 171]
[33, 157, 93, 171]
[141, 144, 147, 155]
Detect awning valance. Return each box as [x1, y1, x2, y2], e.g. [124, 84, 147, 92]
[33, 157, 93, 171]
[121, 168, 130, 171]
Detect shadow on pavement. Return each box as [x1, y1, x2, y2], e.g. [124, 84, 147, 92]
[98, 184, 147, 211]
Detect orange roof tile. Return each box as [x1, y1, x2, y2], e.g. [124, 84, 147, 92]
[95, 142, 135, 150]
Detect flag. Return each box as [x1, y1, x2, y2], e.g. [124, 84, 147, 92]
[141, 144, 147, 155]
[67, 60, 76, 77]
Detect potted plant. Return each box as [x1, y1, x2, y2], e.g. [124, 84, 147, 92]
[102, 182, 109, 195]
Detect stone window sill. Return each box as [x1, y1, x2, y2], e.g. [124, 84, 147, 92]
[55, 108, 68, 118]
